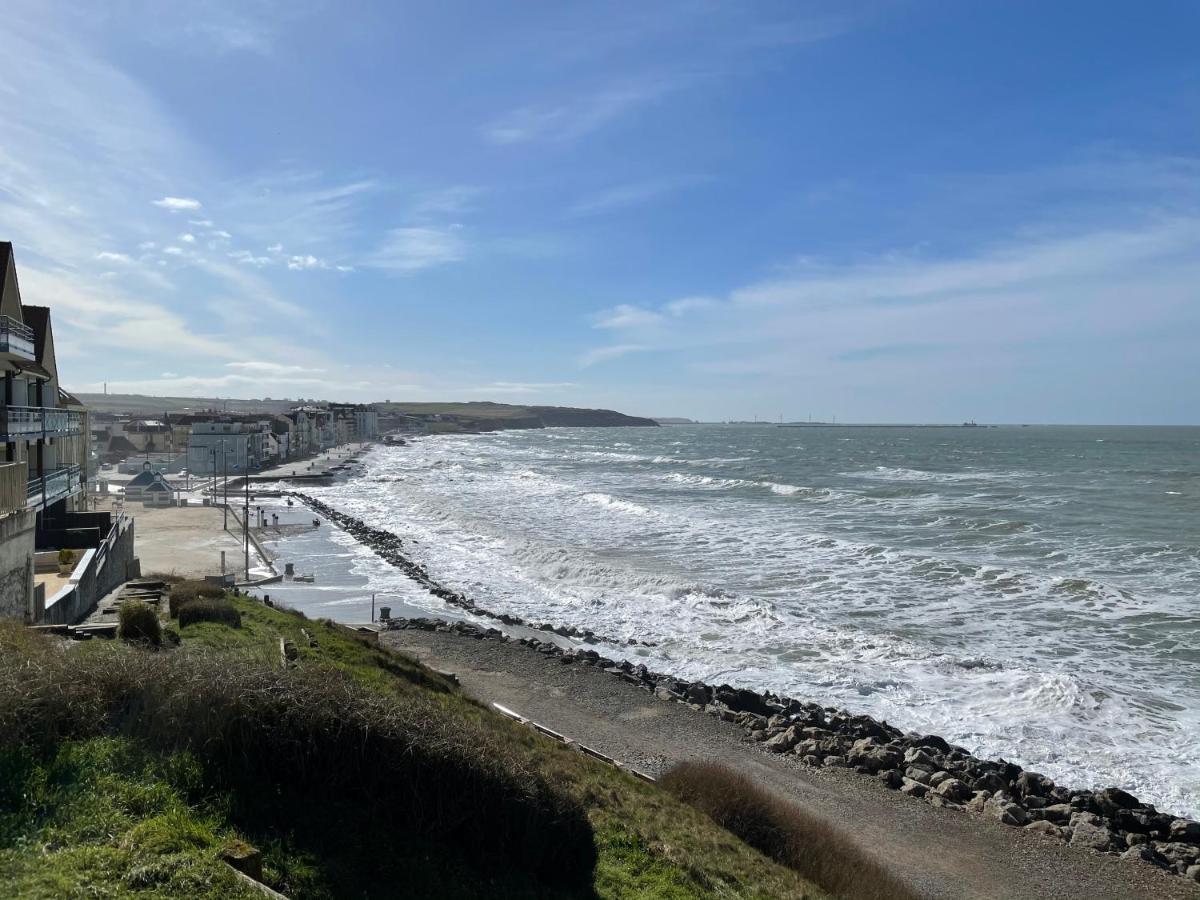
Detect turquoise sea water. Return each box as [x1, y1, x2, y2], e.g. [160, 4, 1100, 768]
[299, 425, 1200, 818]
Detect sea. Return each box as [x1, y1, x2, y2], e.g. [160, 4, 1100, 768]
[270, 425, 1200, 819]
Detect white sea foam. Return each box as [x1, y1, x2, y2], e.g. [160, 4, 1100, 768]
[305, 428, 1200, 819]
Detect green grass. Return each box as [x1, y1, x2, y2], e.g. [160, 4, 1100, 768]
[0, 601, 831, 899]
[0, 738, 254, 898]
[176, 598, 831, 899]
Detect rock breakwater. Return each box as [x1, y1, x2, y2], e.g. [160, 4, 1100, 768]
[385, 615, 1200, 882]
[286, 490, 1200, 882]
[287, 492, 650, 648]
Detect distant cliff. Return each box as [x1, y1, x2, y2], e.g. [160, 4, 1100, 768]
[379, 402, 658, 433]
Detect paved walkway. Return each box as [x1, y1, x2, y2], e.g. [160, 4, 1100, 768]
[383, 629, 1198, 900]
[255, 443, 371, 479]
[127, 502, 268, 580]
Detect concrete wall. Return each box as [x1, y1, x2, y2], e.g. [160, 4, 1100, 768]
[0, 507, 36, 621]
[40, 515, 137, 625]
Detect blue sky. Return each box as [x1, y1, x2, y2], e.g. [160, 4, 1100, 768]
[2, 0, 1198, 423]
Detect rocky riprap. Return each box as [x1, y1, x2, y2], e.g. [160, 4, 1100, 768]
[287, 492, 651, 649]
[386, 614, 1200, 882]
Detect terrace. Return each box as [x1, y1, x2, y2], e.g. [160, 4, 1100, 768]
[0, 315, 35, 360]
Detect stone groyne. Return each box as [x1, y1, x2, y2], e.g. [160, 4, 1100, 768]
[287, 492, 651, 648]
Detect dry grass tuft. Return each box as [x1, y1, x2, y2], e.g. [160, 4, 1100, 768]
[661, 761, 919, 900]
[167, 580, 226, 618]
[117, 601, 161, 646]
[177, 599, 241, 629]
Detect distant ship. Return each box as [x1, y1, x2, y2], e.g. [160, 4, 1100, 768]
[962, 420, 981, 427]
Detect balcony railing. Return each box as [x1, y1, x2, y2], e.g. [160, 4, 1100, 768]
[1, 406, 84, 438]
[26, 464, 82, 508]
[0, 316, 36, 360]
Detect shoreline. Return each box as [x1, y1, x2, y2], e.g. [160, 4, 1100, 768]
[381, 623, 1199, 900]
[255, 462, 1200, 888]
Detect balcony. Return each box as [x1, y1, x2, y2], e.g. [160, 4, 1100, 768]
[27, 464, 82, 508]
[0, 316, 36, 361]
[1, 406, 84, 439]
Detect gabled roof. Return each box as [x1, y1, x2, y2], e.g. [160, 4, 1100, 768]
[0, 243, 24, 323]
[127, 467, 161, 487]
[22, 306, 58, 382]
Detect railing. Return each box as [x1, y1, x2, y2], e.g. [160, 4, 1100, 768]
[0, 315, 35, 360]
[26, 464, 82, 508]
[1, 406, 84, 438]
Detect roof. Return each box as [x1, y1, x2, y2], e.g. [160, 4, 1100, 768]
[58, 387, 86, 409]
[127, 468, 160, 487]
[107, 436, 138, 453]
[143, 479, 174, 492]
[22, 306, 50, 365]
[0, 359, 52, 380]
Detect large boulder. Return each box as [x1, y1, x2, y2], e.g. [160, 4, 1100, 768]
[1070, 819, 1119, 852]
[1156, 842, 1200, 867]
[1095, 787, 1139, 815]
[764, 726, 799, 753]
[983, 796, 1030, 827]
[1025, 820, 1068, 841]
[935, 778, 972, 803]
[714, 685, 770, 715]
[1039, 803, 1074, 824]
[1170, 819, 1200, 844]
[1121, 845, 1170, 868]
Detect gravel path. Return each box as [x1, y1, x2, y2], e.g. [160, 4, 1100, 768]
[383, 628, 1198, 900]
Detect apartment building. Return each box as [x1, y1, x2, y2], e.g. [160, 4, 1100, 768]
[0, 243, 88, 522]
[0, 243, 134, 624]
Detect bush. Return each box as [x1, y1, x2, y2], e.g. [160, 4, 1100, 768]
[117, 601, 161, 647]
[168, 581, 226, 618]
[58, 548, 75, 567]
[661, 761, 918, 900]
[178, 600, 242, 629]
[0, 624, 595, 890]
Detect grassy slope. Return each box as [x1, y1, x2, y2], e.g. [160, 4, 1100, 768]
[1, 602, 830, 900]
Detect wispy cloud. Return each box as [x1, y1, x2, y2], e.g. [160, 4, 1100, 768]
[582, 210, 1200, 378]
[570, 175, 708, 216]
[367, 227, 465, 273]
[226, 361, 325, 375]
[580, 343, 649, 367]
[153, 196, 202, 211]
[484, 79, 681, 145]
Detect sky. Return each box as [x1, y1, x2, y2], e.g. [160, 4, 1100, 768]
[2, 0, 1198, 424]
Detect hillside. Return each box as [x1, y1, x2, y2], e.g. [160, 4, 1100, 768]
[379, 401, 659, 431]
[0, 595, 826, 899]
[74, 394, 658, 429]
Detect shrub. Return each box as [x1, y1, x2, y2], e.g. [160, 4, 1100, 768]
[117, 601, 161, 647]
[0, 625, 595, 890]
[178, 600, 242, 629]
[168, 581, 226, 618]
[58, 548, 75, 567]
[661, 761, 919, 900]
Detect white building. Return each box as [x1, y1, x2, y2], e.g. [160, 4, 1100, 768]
[187, 421, 268, 475]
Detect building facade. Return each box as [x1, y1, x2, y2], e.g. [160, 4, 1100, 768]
[0, 243, 87, 521]
[186, 421, 269, 475]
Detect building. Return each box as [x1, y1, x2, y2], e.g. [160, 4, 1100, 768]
[124, 463, 178, 501]
[328, 403, 379, 442]
[0, 242, 135, 624]
[0, 242, 87, 521]
[186, 420, 269, 475]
